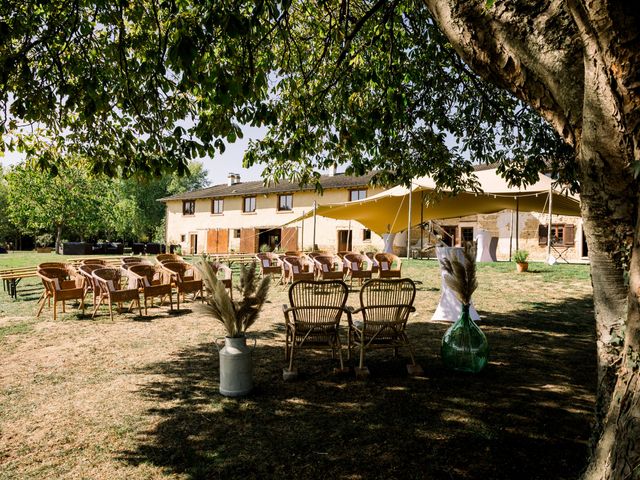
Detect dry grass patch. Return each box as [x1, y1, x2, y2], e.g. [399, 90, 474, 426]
[0, 259, 594, 479]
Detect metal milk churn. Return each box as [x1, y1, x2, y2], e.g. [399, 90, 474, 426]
[216, 336, 255, 397]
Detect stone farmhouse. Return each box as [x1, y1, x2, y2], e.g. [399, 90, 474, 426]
[161, 169, 585, 263]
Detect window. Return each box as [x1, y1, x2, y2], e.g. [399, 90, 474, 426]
[182, 200, 195, 215]
[180, 234, 186, 242]
[363, 229, 372, 241]
[278, 194, 293, 211]
[461, 227, 474, 243]
[349, 189, 367, 201]
[234, 229, 241, 239]
[211, 198, 224, 214]
[243, 196, 256, 213]
[538, 224, 575, 246]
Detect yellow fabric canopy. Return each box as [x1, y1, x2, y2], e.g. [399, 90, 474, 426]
[288, 168, 581, 234]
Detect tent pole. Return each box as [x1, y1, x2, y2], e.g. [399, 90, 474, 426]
[347, 220, 352, 251]
[312, 200, 317, 251]
[547, 184, 553, 260]
[420, 191, 424, 255]
[515, 197, 520, 251]
[407, 182, 413, 260]
[509, 209, 514, 261]
[301, 211, 304, 252]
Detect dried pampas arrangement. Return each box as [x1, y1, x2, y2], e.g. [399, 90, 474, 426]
[439, 242, 478, 305]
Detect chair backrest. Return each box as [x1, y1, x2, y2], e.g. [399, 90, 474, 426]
[374, 253, 401, 271]
[288, 280, 349, 323]
[128, 264, 158, 287]
[343, 253, 370, 271]
[313, 254, 340, 273]
[37, 267, 69, 291]
[92, 268, 122, 292]
[207, 261, 232, 280]
[256, 252, 280, 268]
[336, 251, 354, 259]
[156, 253, 182, 263]
[162, 261, 198, 282]
[365, 252, 379, 266]
[81, 258, 108, 266]
[307, 251, 329, 260]
[37, 262, 67, 270]
[359, 278, 416, 323]
[283, 255, 311, 274]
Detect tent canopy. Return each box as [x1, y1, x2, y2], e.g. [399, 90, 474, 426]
[288, 167, 581, 235]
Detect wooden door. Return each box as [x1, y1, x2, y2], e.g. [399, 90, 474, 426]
[337, 230, 353, 252]
[281, 227, 298, 252]
[207, 229, 229, 253]
[240, 228, 257, 253]
[189, 233, 198, 254]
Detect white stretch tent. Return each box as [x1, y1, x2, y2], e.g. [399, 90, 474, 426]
[290, 167, 580, 235]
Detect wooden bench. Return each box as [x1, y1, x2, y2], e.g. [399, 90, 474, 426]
[0, 256, 125, 299]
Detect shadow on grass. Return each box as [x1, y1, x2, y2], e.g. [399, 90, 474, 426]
[120, 295, 595, 480]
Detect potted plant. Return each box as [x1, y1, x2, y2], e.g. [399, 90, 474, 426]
[513, 249, 529, 272]
[439, 242, 489, 373]
[196, 259, 270, 397]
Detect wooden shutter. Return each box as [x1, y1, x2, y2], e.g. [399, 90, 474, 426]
[538, 224, 548, 246]
[564, 224, 575, 246]
[240, 228, 257, 253]
[217, 229, 229, 253]
[281, 227, 298, 252]
[207, 229, 218, 253]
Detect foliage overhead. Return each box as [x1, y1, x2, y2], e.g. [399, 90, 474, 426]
[1, 1, 573, 192]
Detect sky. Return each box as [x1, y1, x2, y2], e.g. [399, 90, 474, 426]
[0, 125, 270, 186]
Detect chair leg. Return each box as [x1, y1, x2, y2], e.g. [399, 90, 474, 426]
[92, 297, 102, 318]
[137, 299, 142, 317]
[36, 294, 48, 318]
[53, 301, 58, 321]
[108, 303, 114, 322]
[144, 296, 148, 316]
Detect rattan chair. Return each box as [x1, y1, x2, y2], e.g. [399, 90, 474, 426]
[37, 262, 67, 270]
[120, 256, 151, 269]
[312, 254, 345, 281]
[343, 253, 373, 286]
[91, 268, 142, 321]
[160, 261, 203, 310]
[282, 280, 350, 378]
[36, 267, 85, 320]
[255, 252, 282, 279]
[128, 264, 173, 315]
[375, 253, 402, 279]
[156, 253, 183, 264]
[348, 278, 420, 377]
[78, 264, 105, 305]
[281, 255, 314, 285]
[80, 258, 108, 266]
[365, 252, 379, 274]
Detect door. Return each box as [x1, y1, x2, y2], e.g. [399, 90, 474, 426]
[281, 227, 298, 252]
[207, 229, 229, 253]
[337, 230, 353, 252]
[189, 233, 198, 254]
[240, 228, 257, 253]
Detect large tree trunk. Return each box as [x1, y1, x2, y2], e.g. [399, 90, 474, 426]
[423, 1, 640, 477]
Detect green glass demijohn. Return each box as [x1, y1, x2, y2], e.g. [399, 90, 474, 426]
[438, 243, 488, 373]
[441, 303, 488, 373]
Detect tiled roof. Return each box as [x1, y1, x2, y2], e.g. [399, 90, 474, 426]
[159, 172, 378, 202]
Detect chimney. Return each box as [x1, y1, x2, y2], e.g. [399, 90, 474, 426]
[227, 173, 235, 186]
[329, 164, 337, 176]
[233, 173, 241, 184]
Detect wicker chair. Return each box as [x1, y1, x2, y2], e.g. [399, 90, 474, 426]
[160, 261, 203, 310]
[312, 254, 345, 281]
[365, 252, 380, 274]
[91, 268, 142, 321]
[282, 280, 350, 378]
[36, 267, 85, 321]
[255, 252, 282, 279]
[348, 278, 420, 376]
[343, 253, 373, 286]
[78, 264, 105, 305]
[206, 261, 233, 299]
[120, 256, 150, 269]
[37, 262, 67, 270]
[128, 264, 173, 315]
[281, 255, 314, 285]
[375, 253, 402, 279]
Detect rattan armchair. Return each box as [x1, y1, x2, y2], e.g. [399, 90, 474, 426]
[128, 264, 173, 315]
[281, 255, 314, 285]
[91, 268, 142, 321]
[156, 253, 183, 264]
[282, 280, 350, 379]
[348, 278, 421, 377]
[36, 267, 85, 321]
[80, 258, 108, 266]
[255, 252, 282, 279]
[375, 253, 402, 279]
[343, 253, 373, 286]
[312, 254, 345, 281]
[78, 264, 104, 305]
[160, 261, 204, 310]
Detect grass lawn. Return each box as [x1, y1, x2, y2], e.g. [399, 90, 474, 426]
[0, 253, 594, 479]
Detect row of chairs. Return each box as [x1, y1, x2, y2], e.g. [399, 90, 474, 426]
[35, 255, 232, 321]
[282, 277, 421, 379]
[256, 251, 402, 286]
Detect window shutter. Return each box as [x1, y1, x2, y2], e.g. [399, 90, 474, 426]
[564, 224, 575, 246]
[538, 224, 548, 246]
